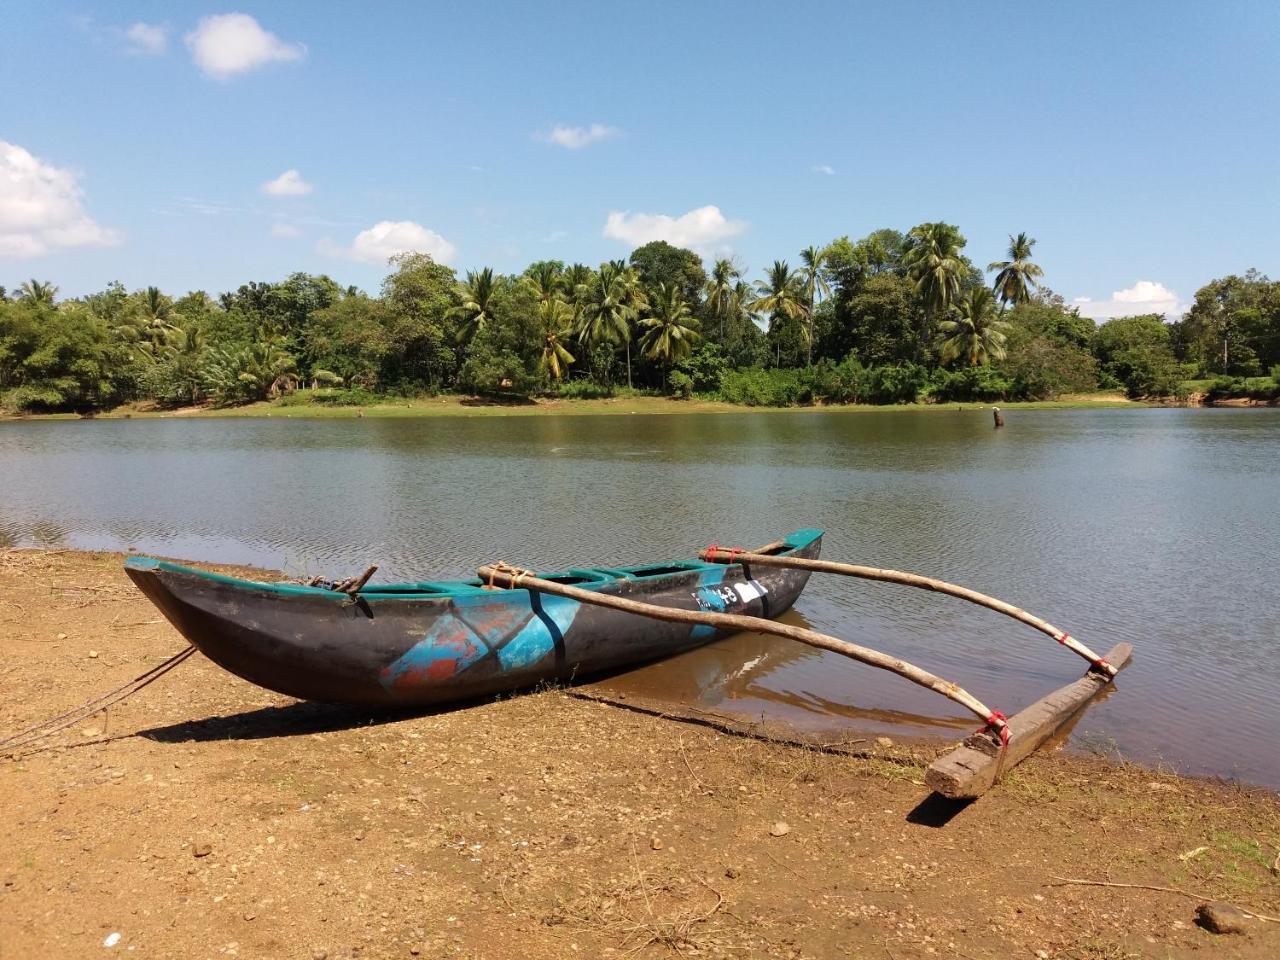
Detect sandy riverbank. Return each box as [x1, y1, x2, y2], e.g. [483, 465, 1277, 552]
[3, 392, 1141, 421]
[2, 549, 1277, 959]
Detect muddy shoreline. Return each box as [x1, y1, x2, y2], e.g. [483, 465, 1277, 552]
[2, 549, 1278, 958]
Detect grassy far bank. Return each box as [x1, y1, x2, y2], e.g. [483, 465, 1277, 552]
[2, 548, 1279, 959]
[6, 389, 1145, 421]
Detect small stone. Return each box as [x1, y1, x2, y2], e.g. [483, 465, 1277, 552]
[1196, 902, 1250, 935]
[192, 842, 212, 858]
[103, 932, 121, 948]
[1035, 951, 1049, 959]
[769, 821, 791, 837]
[312, 952, 328, 960]
[354, 831, 364, 841]
[649, 837, 664, 850]
[409, 948, 420, 956]
[56, 633, 67, 640]
[875, 736, 894, 749]
[724, 866, 741, 879]
[81, 728, 101, 738]
[243, 912, 256, 921]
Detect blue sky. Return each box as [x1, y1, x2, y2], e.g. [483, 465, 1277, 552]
[4, 2, 1279, 318]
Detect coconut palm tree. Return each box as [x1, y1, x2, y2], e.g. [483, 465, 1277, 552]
[731, 280, 759, 326]
[18, 279, 57, 305]
[524, 261, 565, 305]
[537, 296, 576, 380]
[798, 245, 831, 366]
[903, 223, 966, 358]
[450, 267, 500, 344]
[564, 263, 593, 303]
[615, 263, 649, 388]
[716, 281, 752, 368]
[639, 283, 701, 390]
[988, 232, 1044, 310]
[575, 262, 638, 385]
[752, 261, 807, 366]
[134, 286, 181, 349]
[937, 287, 1011, 366]
[903, 223, 964, 318]
[704, 258, 742, 342]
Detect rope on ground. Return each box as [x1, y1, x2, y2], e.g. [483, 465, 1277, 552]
[1046, 877, 1280, 923]
[0, 645, 196, 755]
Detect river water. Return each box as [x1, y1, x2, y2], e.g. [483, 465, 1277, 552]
[1, 408, 1277, 786]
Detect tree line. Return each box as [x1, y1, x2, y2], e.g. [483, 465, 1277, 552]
[3, 223, 1279, 413]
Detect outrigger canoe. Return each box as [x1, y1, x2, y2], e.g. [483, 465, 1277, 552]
[124, 529, 822, 707]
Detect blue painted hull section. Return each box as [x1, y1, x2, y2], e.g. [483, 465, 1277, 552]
[124, 530, 822, 707]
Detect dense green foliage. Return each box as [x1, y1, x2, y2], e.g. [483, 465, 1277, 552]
[5, 228, 1279, 414]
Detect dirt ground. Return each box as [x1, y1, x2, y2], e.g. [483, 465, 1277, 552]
[2, 550, 1278, 960]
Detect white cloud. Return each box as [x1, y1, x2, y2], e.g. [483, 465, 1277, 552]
[603, 205, 747, 254]
[270, 223, 302, 238]
[124, 22, 168, 55]
[185, 13, 305, 79]
[538, 124, 620, 149]
[0, 140, 121, 258]
[319, 220, 456, 265]
[811, 164, 836, 176]
[260, 169, 313, 196]
[1073, 280, 1182, 320]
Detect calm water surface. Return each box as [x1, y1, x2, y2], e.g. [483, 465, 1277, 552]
[1, 408, 1277, 786]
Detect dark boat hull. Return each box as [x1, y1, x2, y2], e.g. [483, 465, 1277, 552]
[124, 530, 823, 707]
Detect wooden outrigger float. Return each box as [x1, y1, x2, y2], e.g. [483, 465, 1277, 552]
[480, 544, 1134, 800]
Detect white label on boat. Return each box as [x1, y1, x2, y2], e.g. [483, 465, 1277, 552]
[734, 580, 766, 603]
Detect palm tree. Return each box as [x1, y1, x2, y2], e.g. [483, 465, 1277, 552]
[614, 262, 649, 388]
[731, 280, 758, 326]
[751, 261, 807, 366]
[988, 232, 1044, 311]
[902, 223, 966, 357]
[575, 262, 638, 385]
[704, 258, 742, 342]
[200, 334, 299, 405]
[937, 287, 1011, 366]
[798, 245, 831, 366]
[639, 283, 701, 390]
[135, 286, 180, 349]
[537, 296, 576, 380]
[564, 263, 593, 303]
[450, 268, 500, 344]
[18, 279, 57, 305]
[524, 261, 565, 305]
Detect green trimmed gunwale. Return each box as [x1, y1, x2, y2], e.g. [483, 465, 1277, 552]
[122, 529, 824, 601]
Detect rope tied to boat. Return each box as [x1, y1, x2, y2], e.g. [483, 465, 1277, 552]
[984, 710, 1011, 748]
[1, 645, 196, 756]
[1058, 632, 1114, 674]
[486, 561, 535, 590]
[704, 544, 744, 565]
[982, 709, 1012, 779]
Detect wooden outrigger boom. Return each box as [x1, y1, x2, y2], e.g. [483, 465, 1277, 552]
[699, 547, 1118, 676]
[477, 563, 1009, 736]
[482, 543, 1135, 800]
